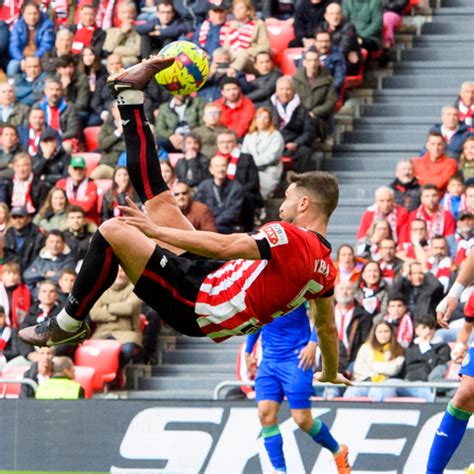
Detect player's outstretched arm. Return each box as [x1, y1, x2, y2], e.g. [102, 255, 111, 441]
[119, 198, 261, 260]
[437, 252, 474, 328]
[310, 297, 352, 386]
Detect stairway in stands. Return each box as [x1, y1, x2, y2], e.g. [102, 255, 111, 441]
[128, 0, 473, 400]
[326, 0, 474, 251]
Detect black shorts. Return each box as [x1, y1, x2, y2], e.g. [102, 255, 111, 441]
[133, 245, 224, 337]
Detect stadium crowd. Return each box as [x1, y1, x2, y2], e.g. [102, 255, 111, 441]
[0, 0, 472, 399]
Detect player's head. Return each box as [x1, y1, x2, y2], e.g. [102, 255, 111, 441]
[279, 171, 339, 225]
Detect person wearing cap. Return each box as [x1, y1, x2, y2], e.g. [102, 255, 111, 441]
[56, 156, 99, 225]
[4, 205, 44, 271]
[192, 2, 228, 57]
[31, 128, 70, 193]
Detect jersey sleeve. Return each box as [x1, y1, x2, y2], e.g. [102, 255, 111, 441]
[251, 222, 294, 260]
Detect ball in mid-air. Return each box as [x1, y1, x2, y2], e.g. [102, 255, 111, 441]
[155, 41, 209, 96]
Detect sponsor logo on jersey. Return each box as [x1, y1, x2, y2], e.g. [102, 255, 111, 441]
[262, 224, 288, 247]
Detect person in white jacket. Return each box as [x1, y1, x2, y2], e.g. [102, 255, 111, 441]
[343, 320, 405, 401]
[242, 107, 284, 200]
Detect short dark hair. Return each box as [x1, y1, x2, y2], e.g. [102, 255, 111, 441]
[2, 124, 18, 135]
[388, 293, 406, 306]
[315, 28, 332, 40]
[67, 205, 85, 216]
[157, 0, 174, 9]
[416, 315, 436, 329]
[255, 51, 272, 61]
[59, 268, 77, 278]
[287, 171, 339, 221]
[428, 130, 445, 142]
[220, 76, 241, 90]
[421, 183, 439, 194]
[56, 54, 76, 69]
[46, 229, 65, 242]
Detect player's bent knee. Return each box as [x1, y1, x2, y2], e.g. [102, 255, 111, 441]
[99, 218, 124, 238]
[258, 409, 277, 426]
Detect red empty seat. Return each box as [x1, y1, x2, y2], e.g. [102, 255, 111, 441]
[75, 339, 122, 392]
[0, 365, 29, 398]
[72, 152, 102, 177]
[281, 156, 294, 172]
[83, 126, 101, 152]
[344, 49, 369, 89]
[334, 84, 346, 112]
[280, 48, 304, 75]
[265, 19, 296, 65]
[74, 365, 96, 399]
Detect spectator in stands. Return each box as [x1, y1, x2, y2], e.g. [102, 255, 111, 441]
[464, 182, 474, 215]
[240, 51, 282, 105]
[221, 0, 270, 72]
[455, 81, 474, 132]
[242, 107, 284, 200]
[68, 4, 106, 56]
[293, 47, 337, 139]
[313, 29, 346, 93]
[343, 321, 405, 401]
[55, 54, 91, 123]
[334, 243, 363, 284]
[17, 107, 48, 158]
[38, 77, 81, 154]
[89, 266, 143, 383]
[334, 280, 373, 366]
[452, 211, 474, 265]
[381, 0, 408, 52]
[195, 155, 244, 233]
[197, 47, 234, 102]
[423, 106, 472, 159]
[160, 160, 178, 191]
[155, 94, 205, 153]
[0, 202, 10, 233]
[215, 129, 262, 231]
[355, 260, 389, 320]
[0, 261, 31, 328]
[391, 261, 444, 321]
[7, 1, 55, 77]
[265, 75, 317, 172]
[440, 175, 466, 220]
[342, 0, 383, 53]
[192, 3, 228, 57]
[383, 294, 414, 348]
[23, 230, 77, 294]
[137, 0, 190, 58]
[397, 218, 430, 262]
[0, 305, 19, 369]
[64, 206, 93, 261]
[103, 2, 141, 68]
[0, 82, 29, 128]
[423, 236, 454, 293]
[409, 184, 456, 240]
[322, 2, 362, 76]
[412, 131, 457, 193]
[32, 187, 69, 233]
[216, 76, 255, 139]
[460, 136, 474, 181]
[291, 0, 331, 48]
[57, 268, 76, 306]
[0, 126, 23, 180]
[32, 129, 70, 193]
[56, 156, 99, 225]
[35, 355, 84, 399]
[4, 206, 44, 271]
[41, 0, 76, 28]
[4, 153, 48, 214]
[357, 219, 392, 261]
[378, 237, 403, 285]
[389, 159, 421, 213]
[173, 0, 210, 27]
[13, 56, 46, 107]
[192, 102, 228, 159]
[20, 346, 54, 398]
[175, 134, 210, 189]
[357, 186, 409, 244]
[41, 28, 74, 75]
[174, 182, 217, 231]
[101, 167, 142, 222]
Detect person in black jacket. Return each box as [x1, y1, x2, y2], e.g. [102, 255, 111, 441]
[291, 0, 332, 47]
[389, 159, 421, 213]
[32, 129, 70, 193]
[4, 206, 44, 272]
[19, 346, 54, 398]
[63, 206, 93, 261]
[264, 76, 317, 173]
[174, 134, 210, 189]
[195, 155, 244, 234]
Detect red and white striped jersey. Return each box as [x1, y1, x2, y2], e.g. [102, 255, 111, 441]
[195, 221, 336, 342]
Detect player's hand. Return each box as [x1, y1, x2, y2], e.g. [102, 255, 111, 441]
[244, 352, 256, 371]
[298, 342, 316, 370]
[118, 197, 159, 239]
[436, 295, 458, 329]
[314, 371, 353, 386]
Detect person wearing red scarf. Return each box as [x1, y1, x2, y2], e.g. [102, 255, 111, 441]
[68, 4, 106, 55]
[456, 81, 474, 132]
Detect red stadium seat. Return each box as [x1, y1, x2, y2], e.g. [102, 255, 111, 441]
[280, 48, 304, 75]
[0, 365, 29, 398]
[139, 314, 149, 333]
[75, 339, 122, 392]
[72, 152, 102, 177]
[344, 49, 369, 89]
[83, 126, 101, 152]
[334, 84, 346, 112]
[74, 365, 96, 399]
[94, 178, 113, 213]
[281, 156, 294, 172]
[265, 19, 296, 65]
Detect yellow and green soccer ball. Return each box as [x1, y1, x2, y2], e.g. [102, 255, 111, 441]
[155, 40, 209, 96]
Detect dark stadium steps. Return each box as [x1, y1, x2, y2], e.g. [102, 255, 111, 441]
[139, 375, 230, 391]
[354, 117, 439, 127]
[151, 363, 235, 376]
[394, 64, 474, 73]
[128, 389, 214, 400]
[162, 348, 239, 365]
[382, 75, 470, 88]
[360, 103, 444, 117]
[400, 49, 473, 61]
[342, 130, 427, 144]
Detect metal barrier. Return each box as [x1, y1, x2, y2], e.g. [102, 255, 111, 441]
[0, 378, 38, 399]
[212, 380, 460, 400]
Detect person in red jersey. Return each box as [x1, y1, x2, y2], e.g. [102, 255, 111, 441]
[19, 56, 350, 388]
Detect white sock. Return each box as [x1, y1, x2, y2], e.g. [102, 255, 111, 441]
[57, 309, 82, 332]
[116, 89, 144, 106]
